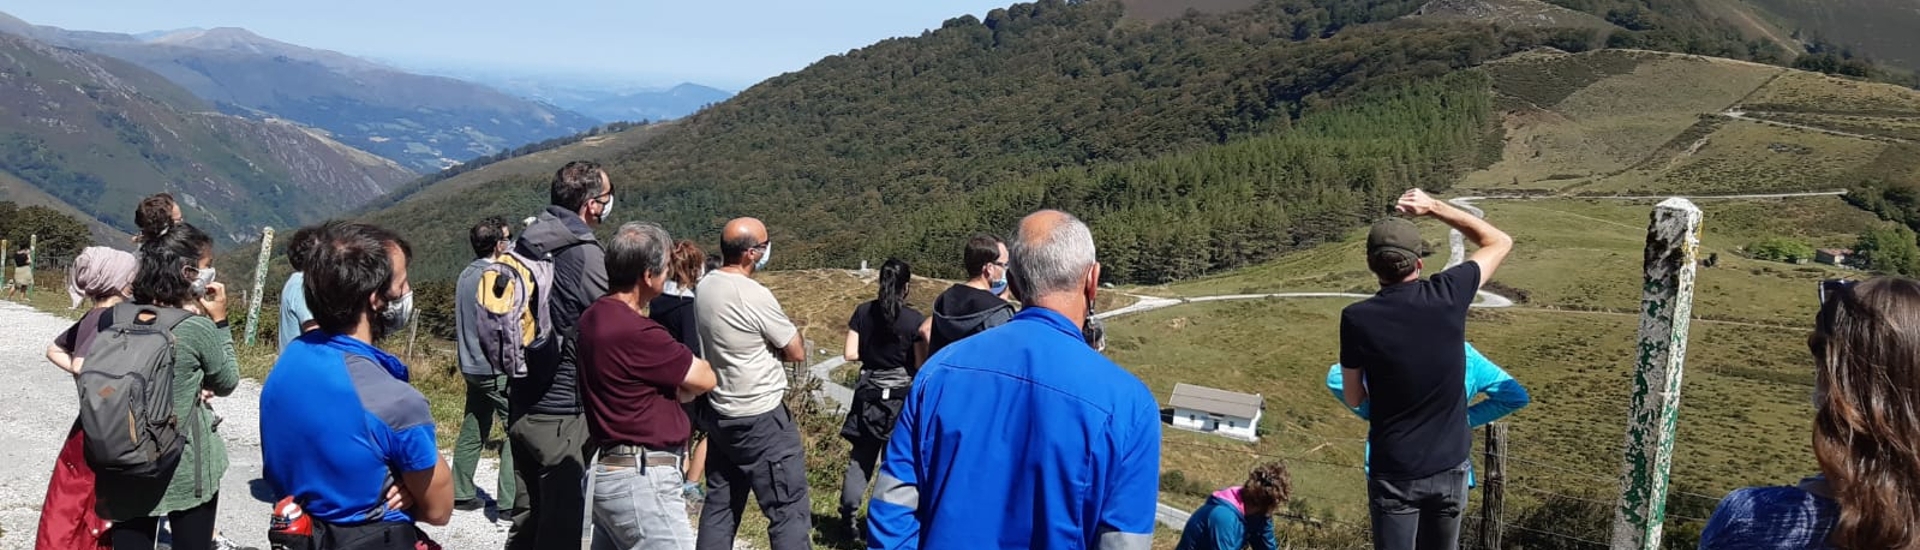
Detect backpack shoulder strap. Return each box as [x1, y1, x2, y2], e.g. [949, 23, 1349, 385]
[107, 303, 198, 331]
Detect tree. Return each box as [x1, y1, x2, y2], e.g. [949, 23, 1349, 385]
[1854, 226, 1920, 275]
[0, 202, 92, 259]
[1747, 237, 1815, 263]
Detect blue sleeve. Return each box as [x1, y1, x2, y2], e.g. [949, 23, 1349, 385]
[867, 383, 924, 550]
[1697, 491, 1752, 550]
[1464, 345, 1530, 428]
[390, 422, 439, 473]
[1096, 396, 1161, 549]
[1207, 508, 1242, 550]
[1325, 363, 1369, 420]
[1252, 515, 1278, 550]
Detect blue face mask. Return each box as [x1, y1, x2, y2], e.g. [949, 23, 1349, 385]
[989, 278, 1008, 296]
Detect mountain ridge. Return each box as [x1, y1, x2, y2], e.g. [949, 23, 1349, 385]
[0, 11, 601, 173]
[0, 29, 415, 243]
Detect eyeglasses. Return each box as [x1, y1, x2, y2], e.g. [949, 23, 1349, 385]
[1818, 279, 1857, 306]
[755, 240, 773, 251]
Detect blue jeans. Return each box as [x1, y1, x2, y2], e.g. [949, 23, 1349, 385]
[592, 461, 696, 550]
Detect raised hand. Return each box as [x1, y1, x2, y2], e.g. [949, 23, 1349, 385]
[1395, 188, 1441, 217]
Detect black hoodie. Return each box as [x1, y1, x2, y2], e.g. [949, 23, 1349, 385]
[927, 284, 1015, 356]
[509, 205, 606, 416]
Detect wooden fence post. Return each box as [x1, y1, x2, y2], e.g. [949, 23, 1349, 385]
[1612, 198, 1702, 550]
[1481, 423, 1508, 549]
[1, 238, 9, 289]
[243, 227, 274, 347]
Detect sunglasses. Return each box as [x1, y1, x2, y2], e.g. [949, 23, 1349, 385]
[1818, 279, 1858, 306]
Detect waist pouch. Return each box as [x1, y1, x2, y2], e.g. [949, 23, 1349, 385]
[841, 376, 909, 442]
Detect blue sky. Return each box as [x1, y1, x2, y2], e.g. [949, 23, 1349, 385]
[6, 1, 1017, 89]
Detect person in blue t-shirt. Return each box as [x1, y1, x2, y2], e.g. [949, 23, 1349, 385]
[1325, 342, 1531, 486]
[261, 221, 452, 548]
[867, 210, 1160, 550]
[277, 226, 321, 350]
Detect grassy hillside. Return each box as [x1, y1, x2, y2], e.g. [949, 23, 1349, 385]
[1119, 194, 1883, 540]
[0, 31, 414, 244]
[1459, 48, 1920, 196]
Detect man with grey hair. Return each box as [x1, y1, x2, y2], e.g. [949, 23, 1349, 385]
[580, 222, 718, 550]
[867, 209, 1161, 549]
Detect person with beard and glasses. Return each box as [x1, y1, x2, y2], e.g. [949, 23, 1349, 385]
[259, 221, 453, 549]
[508, 161, 614, 550]
[867, 210, 1159, 550]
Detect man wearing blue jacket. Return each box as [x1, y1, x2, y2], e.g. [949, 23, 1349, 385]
[1324, 342, 1531, 485]
[867, 210, 1161, 550]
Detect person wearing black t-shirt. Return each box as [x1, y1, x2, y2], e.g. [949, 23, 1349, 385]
[1339, 189, 1513, 550]
[922, 234, 1015, 360]
[838, 258, 928, 537]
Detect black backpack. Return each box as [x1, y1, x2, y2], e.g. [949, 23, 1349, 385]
[76, 303, 193, 478]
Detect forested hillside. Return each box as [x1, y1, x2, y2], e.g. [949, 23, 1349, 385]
[366, 0, 1568, 281]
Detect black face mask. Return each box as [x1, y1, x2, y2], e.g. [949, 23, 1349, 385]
[1084, 305, 1104, 351]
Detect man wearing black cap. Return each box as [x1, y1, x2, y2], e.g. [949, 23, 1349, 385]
[1339, 188, 1512, 550]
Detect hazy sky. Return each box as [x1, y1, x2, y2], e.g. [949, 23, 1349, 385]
[6, 1, 1017, 89]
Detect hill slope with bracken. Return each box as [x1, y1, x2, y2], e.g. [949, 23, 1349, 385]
[0, 30, 415, 243]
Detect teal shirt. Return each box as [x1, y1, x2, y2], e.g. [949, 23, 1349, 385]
[278, 272, 311, 350]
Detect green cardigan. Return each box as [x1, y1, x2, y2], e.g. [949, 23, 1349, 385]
[97, 315, 241, 520]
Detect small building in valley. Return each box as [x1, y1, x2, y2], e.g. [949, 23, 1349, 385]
[1168, 383, 1263, 442]
[1816, 248, 1852, 267]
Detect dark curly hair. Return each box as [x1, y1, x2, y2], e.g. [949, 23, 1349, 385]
[134, 222, 212, 308]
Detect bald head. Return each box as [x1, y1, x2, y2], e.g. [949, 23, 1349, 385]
[720, 217, 769, 267]
[1009, 209, 1098, 305]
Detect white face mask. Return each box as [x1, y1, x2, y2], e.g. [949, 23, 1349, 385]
[598, 195, 614, 222]
[754, 241, 772, 270]
[190, 267, 217, 297]
[376, 291, 414, 340]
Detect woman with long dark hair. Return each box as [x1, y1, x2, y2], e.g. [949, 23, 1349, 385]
[97, 223, 240, 550]
[1701, 277, 1920, 549]
[837, 259, 928, 537]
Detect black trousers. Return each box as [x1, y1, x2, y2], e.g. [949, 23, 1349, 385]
[697, 405, 812, 550]
[110, 493, 218, 550]
[1368, 461, 1470, 550]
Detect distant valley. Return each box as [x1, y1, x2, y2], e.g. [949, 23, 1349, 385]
[0, 12, 600, 173]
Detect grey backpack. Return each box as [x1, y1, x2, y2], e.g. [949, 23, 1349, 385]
[77, 303, 193, 478]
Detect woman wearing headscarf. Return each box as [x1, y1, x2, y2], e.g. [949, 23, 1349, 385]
[38, 246, 139, 550]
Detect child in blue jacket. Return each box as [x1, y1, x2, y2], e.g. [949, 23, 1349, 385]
[1176, 462, 1291, 550]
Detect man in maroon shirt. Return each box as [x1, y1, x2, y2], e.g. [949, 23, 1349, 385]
[580, 221, 718, 550]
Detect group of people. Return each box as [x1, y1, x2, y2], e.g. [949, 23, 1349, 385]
[36, 193, 249, 550]
[21, 168, 1920, 550]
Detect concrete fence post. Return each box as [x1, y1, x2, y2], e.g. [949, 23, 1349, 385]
[0, 238, 9, 289]
[243, 227, 274, 347]
[26, 234, 36, 297]
[1612, 198, 1702, 550]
